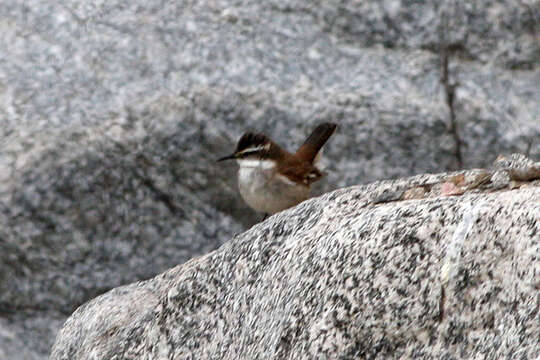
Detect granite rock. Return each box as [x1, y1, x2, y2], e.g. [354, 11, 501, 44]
[51, 165, 540, 359]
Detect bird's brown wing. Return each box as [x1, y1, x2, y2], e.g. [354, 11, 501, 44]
[277, 160, 323, 186]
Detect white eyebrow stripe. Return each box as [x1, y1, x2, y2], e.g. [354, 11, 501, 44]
[237, 145, 266, 155]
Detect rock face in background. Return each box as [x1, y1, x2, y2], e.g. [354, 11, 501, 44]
[0, 0, 538, 358]
[51, 167, 540, 359]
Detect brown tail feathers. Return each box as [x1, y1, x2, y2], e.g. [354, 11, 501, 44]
[295, 123, 337, 163]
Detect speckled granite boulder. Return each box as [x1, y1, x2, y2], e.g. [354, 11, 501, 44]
[51, 160, 540, 359]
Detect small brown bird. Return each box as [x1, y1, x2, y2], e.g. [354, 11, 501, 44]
[218, 123, 337, 217]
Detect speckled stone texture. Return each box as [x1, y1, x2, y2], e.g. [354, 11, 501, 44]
[1, 0, 539, 358]
[51, 168, 540, 359]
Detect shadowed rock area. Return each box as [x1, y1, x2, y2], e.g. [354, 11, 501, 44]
[51, 160, 540, 359]
[0, 0, 539, 358]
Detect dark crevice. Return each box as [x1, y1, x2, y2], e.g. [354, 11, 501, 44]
[524, 138, 533, 158]
[441, 48, 462, 169]
[129, 152, 183, 216]
[18, 197, 59, 234]
[439, 10, 463, 170]
[102, 122, 183, 216]
[135, 168, 183, 216]
[438, 286, 446, 322]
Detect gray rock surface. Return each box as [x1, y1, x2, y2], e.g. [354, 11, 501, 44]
[51, 166, 540, 359]
[0, 0, 538, 358]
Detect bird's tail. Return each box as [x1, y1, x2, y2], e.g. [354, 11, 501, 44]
[295, 123, 337, 163]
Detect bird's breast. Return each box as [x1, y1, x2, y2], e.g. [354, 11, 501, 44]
[236, 159, 309, 214]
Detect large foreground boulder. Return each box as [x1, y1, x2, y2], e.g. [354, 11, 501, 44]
[51, 158, 540, 359]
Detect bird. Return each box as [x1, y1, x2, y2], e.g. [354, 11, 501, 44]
[218, 122, 337, 218]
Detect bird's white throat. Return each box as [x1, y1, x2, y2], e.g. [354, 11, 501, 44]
[236, 159, 276, 169]
[235, 157, 308, 214]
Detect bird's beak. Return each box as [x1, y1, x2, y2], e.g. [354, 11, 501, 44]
[217, 153, 236, 162]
